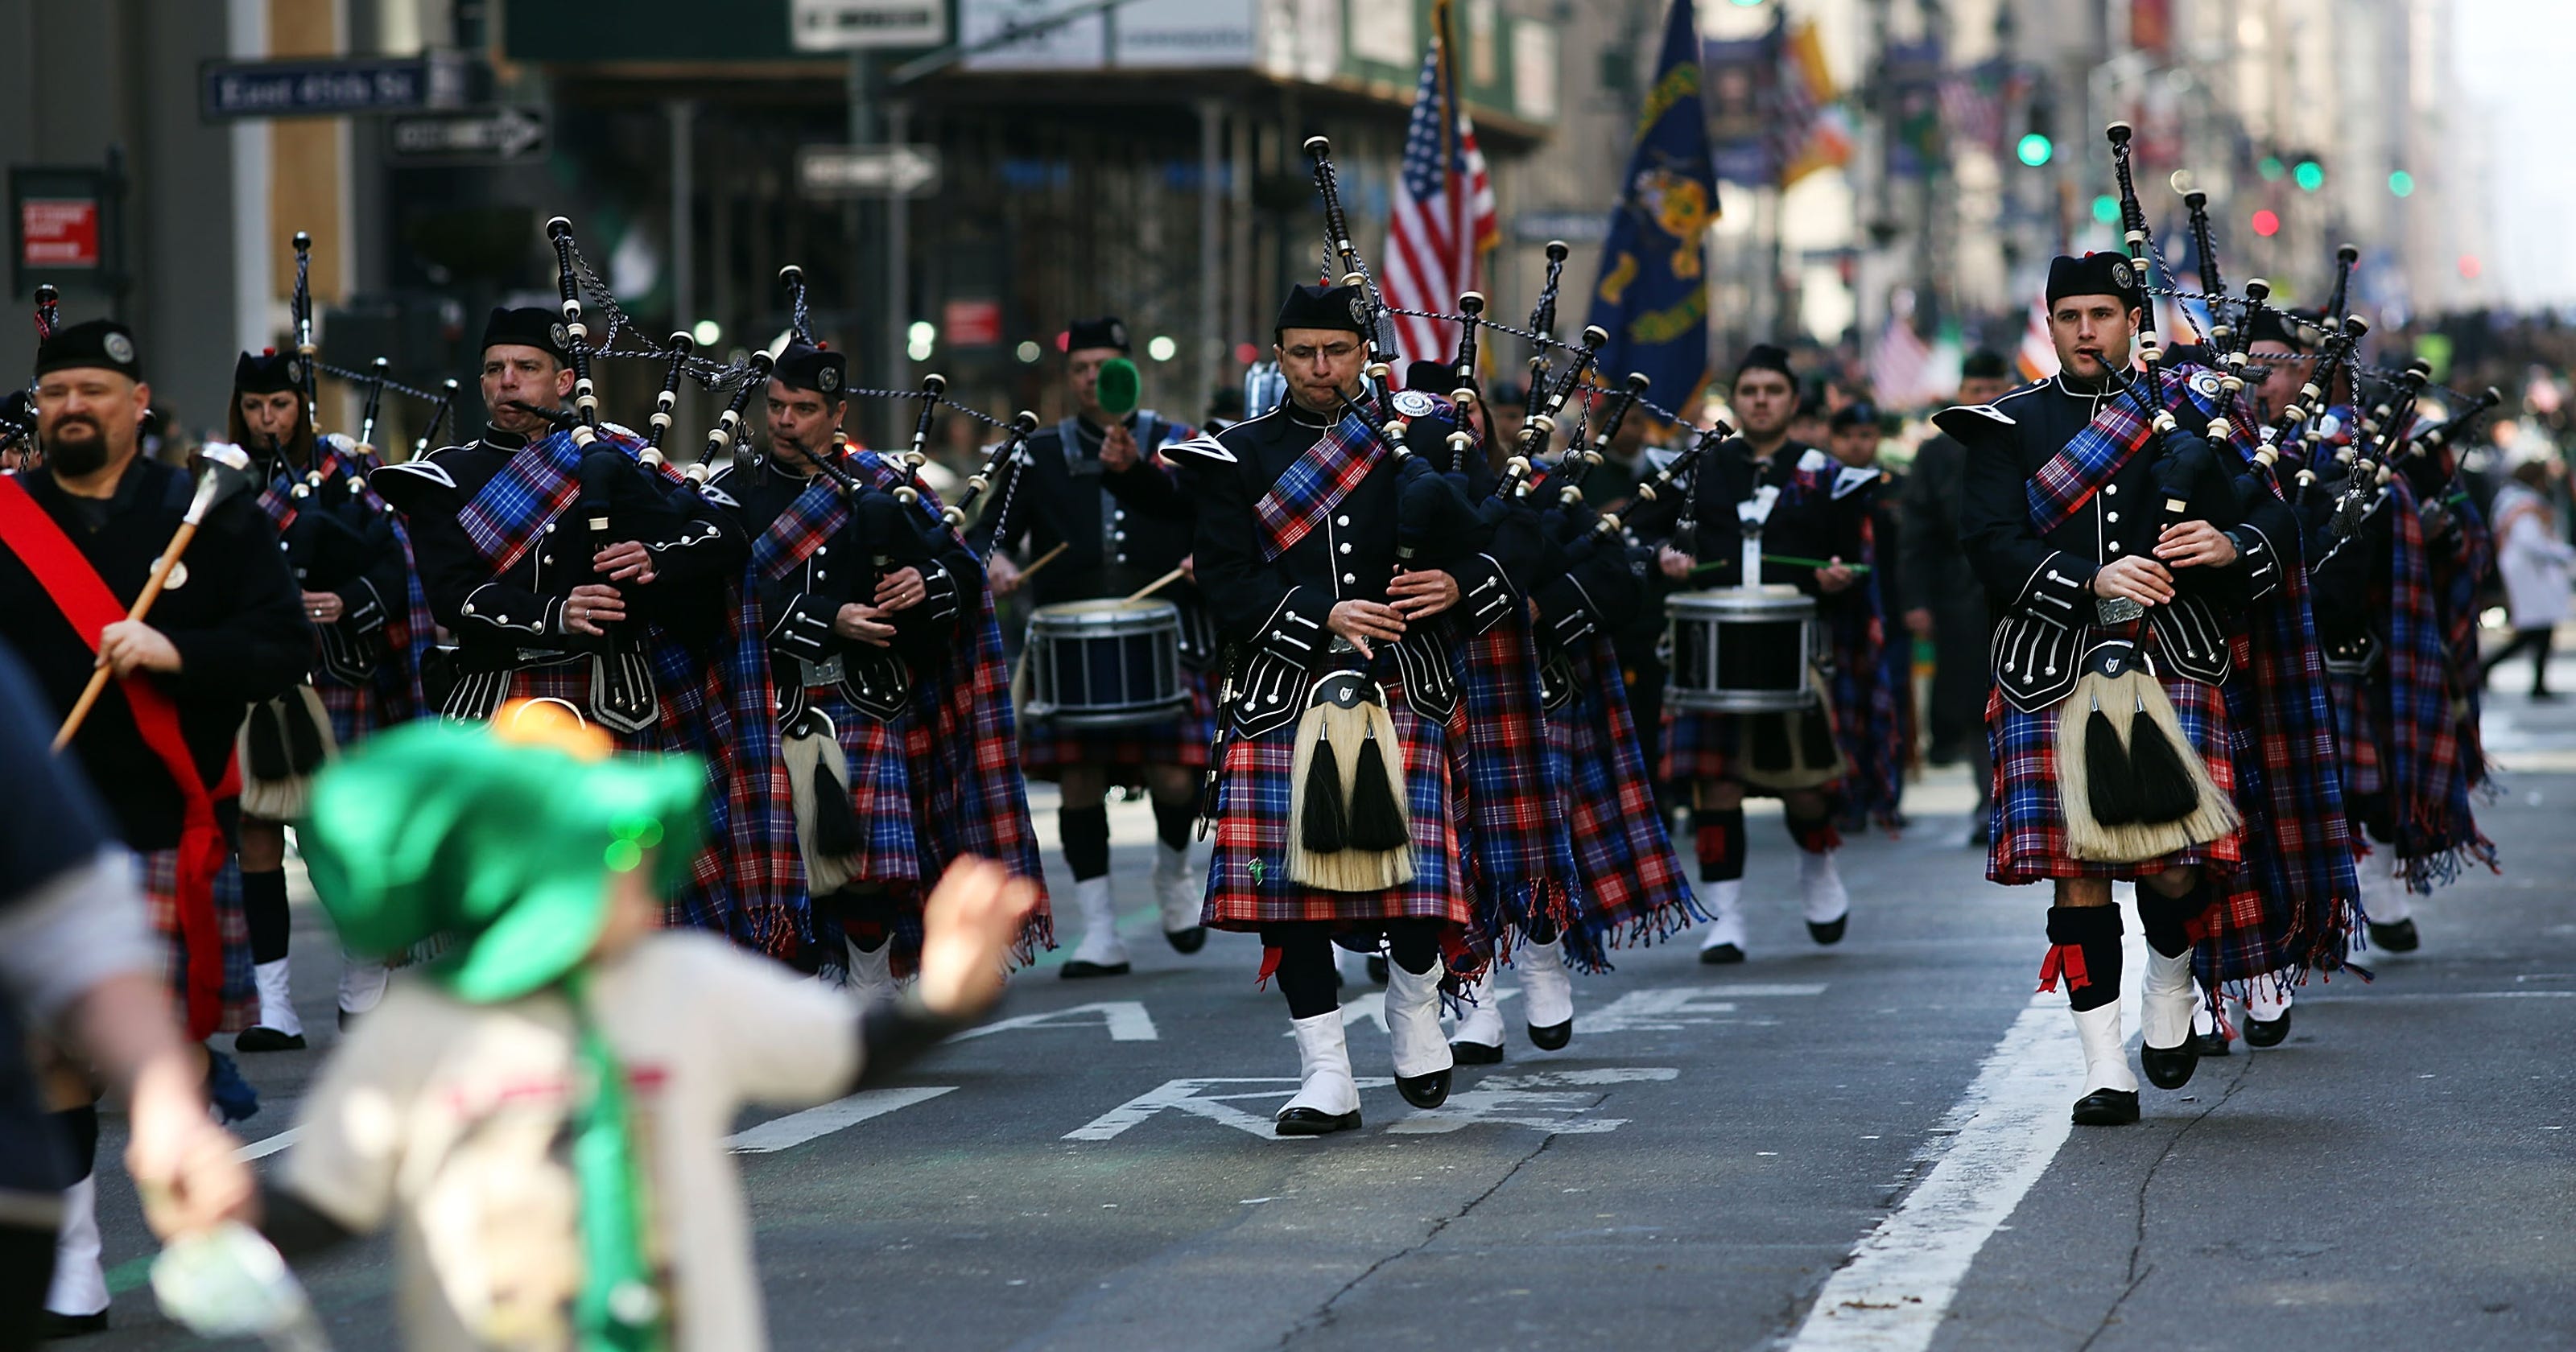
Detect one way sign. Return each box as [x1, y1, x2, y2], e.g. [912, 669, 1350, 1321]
[386, 107, 548, 164]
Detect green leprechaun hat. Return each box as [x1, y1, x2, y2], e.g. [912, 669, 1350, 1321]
[299, 700, 707, 1003]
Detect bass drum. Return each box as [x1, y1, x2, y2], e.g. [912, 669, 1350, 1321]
[1023, 598, 1187, 728]
[1663, 586, 1820, 713]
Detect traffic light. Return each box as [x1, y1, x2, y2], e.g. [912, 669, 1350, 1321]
[2018, 105, 2054, 167]
[2091, 195, 2120, 225]
[2251, 209, 2281, 237]
[2293, 159, 2324, 192]
[2257, 155, 2285, 182]
[2388, 170, 2416, 198]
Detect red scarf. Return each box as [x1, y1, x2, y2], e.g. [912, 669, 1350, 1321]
[0, 476, 238, 1039]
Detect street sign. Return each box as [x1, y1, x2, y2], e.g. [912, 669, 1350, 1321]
[796, 145, 943, 199]
[10, 164, 121, 295]
[386, 108, 549, 164]
[791, 0, 947, 51]
[200, 53, 469, 122]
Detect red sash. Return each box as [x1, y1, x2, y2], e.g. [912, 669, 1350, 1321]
[0, 475, 238, 1038]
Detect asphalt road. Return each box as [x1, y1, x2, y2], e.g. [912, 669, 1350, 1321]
[68, 675, 2576, 1351]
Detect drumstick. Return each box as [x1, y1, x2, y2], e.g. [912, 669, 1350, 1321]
[1122, 566, 1188, 604]
[1688, 555, 1873, 576]
[1015, 541, 1071, 582]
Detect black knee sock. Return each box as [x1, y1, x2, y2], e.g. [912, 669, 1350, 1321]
[243, 868, 291, 965]
[1151, 796, 1196, 851]
[1385, 919, 1442, 976]
[2135, 881, 2202, 959]
[2044, 906, 2124, 1012]
[49, 1104, 98, 1178]
[1694, 806, 1747, 883]
[1265, 925, 1340, 1020]
[1060, 804, 1112, 880]
[1525, 913, 1560, 945]
[1784, 803, 1841, 855]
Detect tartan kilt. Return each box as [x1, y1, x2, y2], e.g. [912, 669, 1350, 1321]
[2328, 666, 2385, 797]
[1550, 649, 1699, 946]
[1984, 678, 2243, 884]
[1203, 663, 1472, 931]
[140, 847, 253, 1034]
[1018, 665, 1216, 781]
[312, 667, 394, 748]
[493, 659, 687, 752]
[803, 688, 926, 899]
[1656, 704, 1846, 798]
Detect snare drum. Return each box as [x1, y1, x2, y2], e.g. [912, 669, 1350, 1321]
[1024, 599, 1188, 727]
[1664, 586, 1820, 713]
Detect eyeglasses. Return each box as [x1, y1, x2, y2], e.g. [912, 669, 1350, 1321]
[1282, 342, 1360, 363]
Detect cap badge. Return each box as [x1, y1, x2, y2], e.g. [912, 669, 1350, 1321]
[103, 332, 135, 365]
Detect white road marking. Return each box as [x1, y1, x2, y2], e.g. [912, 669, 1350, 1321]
[2295, 990, 2575, 1002]
[952, 1000, 1161, 1041]
[1386, 1067, 1678, 1136]
[1782, 930, 2144, 1350]
[1577, 983, 1827, 1034]
[1063, 1077, 1395, 1141]
[726, 1086, 956, 1153]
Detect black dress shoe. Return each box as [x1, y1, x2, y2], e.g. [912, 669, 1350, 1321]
[2070, 1088, 2140, 1126]
[1526, 1020, 1572, 1052]
[2189, 1030, 2232, 1057]
[1451, 1039, 1505, 1065]
[2140, 1041, 2198, 1090]
[1274, 1107, 1362, 1136]
[38, 1309, 109, 1338]
[1806, 916, 1847, 946]
[234, 1025, 307, 1053]
[2369, 918, 2421, 953]
[1366, 954, 1389, 984]
[1395, 1068, 1451, 1109]
[1059, 958, 1132, 979]
[2244, 1008, 2293, 1048]
[1163, 926, 1208, 954]
[1698, 942, 1745, 965]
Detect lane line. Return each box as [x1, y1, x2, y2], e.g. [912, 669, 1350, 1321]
[236, 1124, 303, 1162]
[726, 1086, 955, 1153]
[1781, 991, 2081, 1350]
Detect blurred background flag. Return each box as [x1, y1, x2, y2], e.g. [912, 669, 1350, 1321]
[1585, 0, 1718, 418]
[1774, 19, 1854, 188]
[1383, 0, 1498, 365]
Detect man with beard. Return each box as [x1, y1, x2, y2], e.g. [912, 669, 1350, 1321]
[225, 349, 433, 1051]
[0, 319, 306, 1331]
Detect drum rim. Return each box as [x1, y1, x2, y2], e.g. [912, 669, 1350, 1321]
[1030, 598, 1183, 620]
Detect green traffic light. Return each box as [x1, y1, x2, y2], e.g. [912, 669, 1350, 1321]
[2016, 133, 2054, 167]
[2388, 170, 2416, 198]
[2258, 156, 2285, 181]
[2091, 194, 2120, 225]
[2293, 160, 2324, 192]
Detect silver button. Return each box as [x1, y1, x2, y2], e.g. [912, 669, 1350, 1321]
[2103, 484, 2118, 496]
[1113, 530, 1126, 541]
[2107, 541, 2122, 552]
[816, 545, 828, 555]
[1336, 515, 1351, 526]
[1342, 572, 1356, 584]
[2107, 511, 2120, 523]
[542, 554, 552, 564]
[1114, 509, 1127, 521]
[1339, 542, 1352, 554]
[543, 521, 557, 533]
[462, 603, 477, 616]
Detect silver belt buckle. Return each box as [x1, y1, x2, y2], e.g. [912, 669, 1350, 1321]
[799, 654, 847, 687]
[2095, 596, 2145, 626]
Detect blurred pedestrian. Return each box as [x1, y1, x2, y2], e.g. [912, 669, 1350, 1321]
[258, 703, 1038, 1351]
[1911, 350, 2014, 843]
[2483, 458, 2574, 699]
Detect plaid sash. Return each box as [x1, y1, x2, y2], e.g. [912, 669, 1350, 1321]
[2025, 377, 2161, 534]
[1254, 410, 1383, 562]
[1447, 608, 1587, 969]
[456, 431, 584, 575]
[2381, 472, 2494, 888]
[2441, 488, 2497, 788]
[751, 476, 852, 583]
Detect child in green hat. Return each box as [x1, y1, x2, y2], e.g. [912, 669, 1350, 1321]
[252, 700, 1037, 1351]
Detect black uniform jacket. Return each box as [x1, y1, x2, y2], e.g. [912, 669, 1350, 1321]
[1636, 439, 1876, 631]
[375, 427, 747, 667]
[971, 412, 1195, 604]
[0, 458, 307, 848]
[253, 444, 412, 680]
[708, 458, 980, 719]
[1170, 399, 1513, 736]
[1946, 373, 2294, 711]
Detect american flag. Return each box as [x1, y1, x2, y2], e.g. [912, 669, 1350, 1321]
[1382, 21, 1497, 365]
